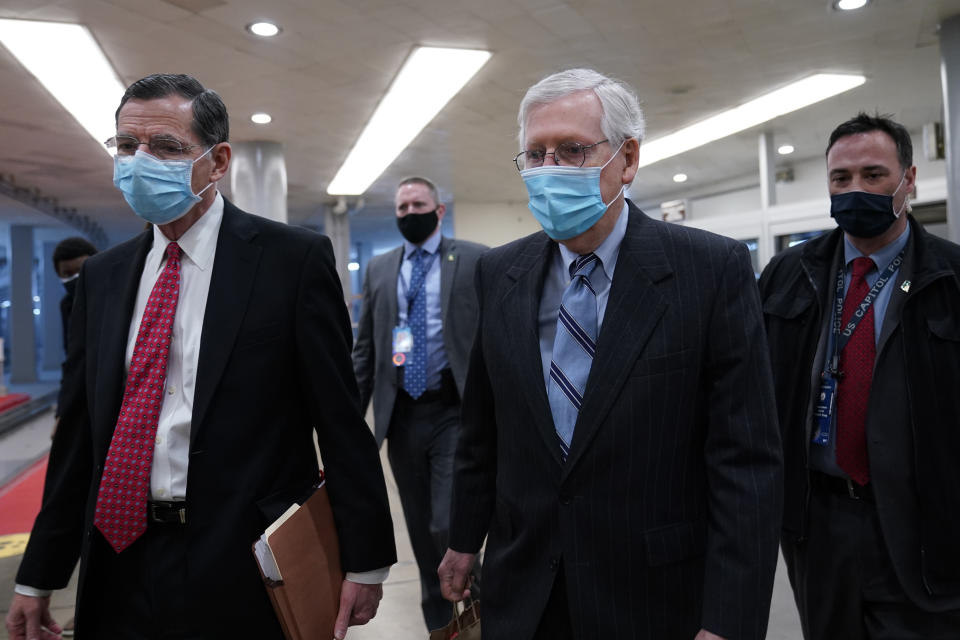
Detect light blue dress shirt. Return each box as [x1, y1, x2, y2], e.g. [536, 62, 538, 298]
[538, 203, 629, 389]
[397, 228, 449, 391]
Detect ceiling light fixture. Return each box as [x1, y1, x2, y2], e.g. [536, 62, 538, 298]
[347, 261, 360, 272]
[0, 19, 124, 155]
[637, 73, 866, 168]
[327, 46, 492, 195]
[834, 0, 869, 10]
[778, 144, 795, 155]
[673, 173, 688, 183]
[247, 22, 280, 37]
[251, 112, 272, 124]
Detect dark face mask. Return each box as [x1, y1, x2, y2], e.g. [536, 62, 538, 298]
[397, 210, 439, 244]
[830, 174, 907, 239]
[62, 277, 78, 297]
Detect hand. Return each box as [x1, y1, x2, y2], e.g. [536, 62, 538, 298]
[333, 580, 382, 640]
[694, 630, 727, 640]
[5, 593, 62, 640]
[438, 549, 476, 602]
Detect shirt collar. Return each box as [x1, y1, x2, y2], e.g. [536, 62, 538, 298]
[403, 224, 442, 259]
[149, 191, 224, 272]
[557, 201, 629, 280]
[843, 220, 910, 272]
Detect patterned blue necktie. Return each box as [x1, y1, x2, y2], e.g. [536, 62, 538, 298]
[403, 248, 429, 398]
[549, 253, 603, 461]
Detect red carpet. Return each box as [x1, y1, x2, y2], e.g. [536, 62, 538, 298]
[0, 393, 30, 414]
[0, 456, 47, 536]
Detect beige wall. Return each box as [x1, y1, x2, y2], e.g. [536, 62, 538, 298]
[454, 201, 541, 247]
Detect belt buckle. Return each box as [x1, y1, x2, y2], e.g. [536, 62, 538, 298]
[845, 478, 860, 500]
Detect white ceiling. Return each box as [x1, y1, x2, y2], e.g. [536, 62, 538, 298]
[1, 0, 959, 240]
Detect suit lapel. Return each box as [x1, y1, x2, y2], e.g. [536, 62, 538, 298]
[498, 233, 562, 465]
[562, 205, 673, 475]
[191, 202, 261, 445]
[97, 231, 152, 449]
[439, 237, 455, 322]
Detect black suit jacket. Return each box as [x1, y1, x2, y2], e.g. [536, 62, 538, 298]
[353, 235, 485, 444]
[449, 202, 783, 639]
[17, 200, 397, 637]
[759, 216, 960, 608]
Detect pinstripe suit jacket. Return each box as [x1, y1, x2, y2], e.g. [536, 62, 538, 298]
[449, 202, 783, 639]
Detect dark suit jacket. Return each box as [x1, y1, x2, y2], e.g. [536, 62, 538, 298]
[353, 235, 485, 445]
[759, 216, 960, 608]
[17, 200, 397, 637]
[449, 202, 783, 639]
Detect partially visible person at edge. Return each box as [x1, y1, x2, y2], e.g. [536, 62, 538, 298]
[759, 112, 960, 639]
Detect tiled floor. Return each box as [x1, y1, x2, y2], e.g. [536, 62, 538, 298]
[0, 410, 802, 639]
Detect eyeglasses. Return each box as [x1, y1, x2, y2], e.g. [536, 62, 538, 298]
[104, 135, 207, 160]
[514, 139, 609, 171]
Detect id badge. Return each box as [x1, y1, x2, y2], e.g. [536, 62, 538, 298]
[812, 376, 836, 445]
[392, 326, 413, 366]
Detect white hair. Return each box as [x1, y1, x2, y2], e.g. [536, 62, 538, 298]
[517, 68, 646, 150]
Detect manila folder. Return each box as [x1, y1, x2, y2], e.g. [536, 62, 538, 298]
[255, 484, 343, 640]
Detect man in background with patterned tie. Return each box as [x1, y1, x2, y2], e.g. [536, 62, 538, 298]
[438, 68, 783, 640]
[353, 176, 485, 631]
[6, 73, 396, 640]
[759, 113, 960, 638]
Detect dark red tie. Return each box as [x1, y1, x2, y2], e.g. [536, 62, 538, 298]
[94, 242, 182, 552]
[836, 256, 875, 486]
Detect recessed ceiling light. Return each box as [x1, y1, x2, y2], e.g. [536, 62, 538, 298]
[327, 46, 491, 195]
[638, 73, 866, 168]
[251, 112, 272, 124]
[834, 0, 869, 10]
[673, 173, 688, 183]
[347, 262, 360, 272]
[778, 144, 795, 155]
[247, 22, 280, 37]
[0, 19, 124, 155]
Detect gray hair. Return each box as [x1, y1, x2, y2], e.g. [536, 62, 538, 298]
[517, 68, 645, 150]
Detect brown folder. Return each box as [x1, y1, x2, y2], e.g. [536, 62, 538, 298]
[252, 484, 343, 640]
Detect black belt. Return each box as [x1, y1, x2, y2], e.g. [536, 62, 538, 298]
[809, 470, 873, 501]
[397, 368, 459, 405]
[148, 501, 187, 525]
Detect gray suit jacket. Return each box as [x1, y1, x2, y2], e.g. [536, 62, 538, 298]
[353, 235, 486, 444]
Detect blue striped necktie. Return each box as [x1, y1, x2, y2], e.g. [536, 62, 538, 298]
[549, 253, 603, 461]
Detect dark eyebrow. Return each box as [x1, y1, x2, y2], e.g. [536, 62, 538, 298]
[859, 165, 890, 173]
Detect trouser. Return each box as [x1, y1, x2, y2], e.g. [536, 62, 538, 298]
[388, 385, 479, 631]
[532, 564, 573, 640]
[782, 473, 960, 639]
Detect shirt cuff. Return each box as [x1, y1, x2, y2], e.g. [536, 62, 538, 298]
[344, 566, 391, 584]
[14, 584, 52, 598]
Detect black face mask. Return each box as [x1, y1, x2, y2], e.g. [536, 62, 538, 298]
[397, 210, 439, 244]
[830, 174, 907, 239]
[62, 277, 78, 297]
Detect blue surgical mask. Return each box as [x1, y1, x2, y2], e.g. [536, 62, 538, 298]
[830, 172, 908, 239]
[113, 147, 214, 225]
[520, 142, 625, 240]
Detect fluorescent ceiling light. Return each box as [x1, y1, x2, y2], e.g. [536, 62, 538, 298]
[835, 0, 869, 10]
[0, 19, 124, 155]
[778, 144, 795, 155]
[247, 22, 280, 37]
[638, 73, 865, 168]
[327, 46, 491, 195]
[251, 112, 272, 124]
[672, 173, 688, 183]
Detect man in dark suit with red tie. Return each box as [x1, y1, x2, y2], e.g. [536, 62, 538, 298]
[439, 68, 783, 640]
[6, 73, 396, 640]
[760, 113, 960, 638]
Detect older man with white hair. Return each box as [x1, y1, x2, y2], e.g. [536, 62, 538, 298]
[439, 68, 783, 639]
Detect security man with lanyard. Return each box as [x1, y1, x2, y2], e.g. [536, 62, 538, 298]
[760, 113, 960, 638]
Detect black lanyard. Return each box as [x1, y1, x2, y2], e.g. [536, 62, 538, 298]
[825, 249, 904, 376]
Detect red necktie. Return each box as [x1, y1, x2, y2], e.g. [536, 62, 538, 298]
[94, 242, 182, 552]
[836, 256, 875, 486]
